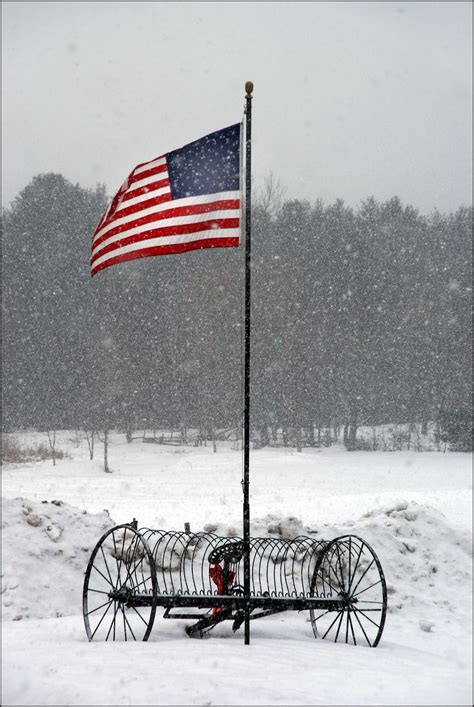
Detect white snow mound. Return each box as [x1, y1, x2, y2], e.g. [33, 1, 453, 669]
[2, 496, 471, 636]
[1, 496, 114, 621]
[251, 499, 472, 624]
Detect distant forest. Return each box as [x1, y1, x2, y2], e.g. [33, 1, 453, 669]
[2, 173, 472, 450]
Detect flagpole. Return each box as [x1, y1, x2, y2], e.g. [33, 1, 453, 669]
[243, 80, 253, 646]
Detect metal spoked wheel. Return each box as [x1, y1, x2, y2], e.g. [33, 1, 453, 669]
[83, 523, 157, 641]
[309, 535, 387, 647]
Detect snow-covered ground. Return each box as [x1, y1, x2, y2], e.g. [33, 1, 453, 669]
[2, 432, 472, 705]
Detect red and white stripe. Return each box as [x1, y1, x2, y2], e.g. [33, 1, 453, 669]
[91, 154, 240, 276]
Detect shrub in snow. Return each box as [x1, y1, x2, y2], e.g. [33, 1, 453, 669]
[1, 435, 68, 464]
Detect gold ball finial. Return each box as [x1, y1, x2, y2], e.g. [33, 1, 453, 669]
[245, 81, 254, 96]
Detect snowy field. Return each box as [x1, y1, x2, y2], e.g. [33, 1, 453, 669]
[2, 431, 472, 705]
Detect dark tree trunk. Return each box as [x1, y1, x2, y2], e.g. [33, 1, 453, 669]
[103, 429, 112, 473]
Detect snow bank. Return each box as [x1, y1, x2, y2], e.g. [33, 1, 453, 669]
[3, 494, 471, 637]
[1, 497, 114, 621]
[202, 498, 472, 648]
[302, 499, 472, 626]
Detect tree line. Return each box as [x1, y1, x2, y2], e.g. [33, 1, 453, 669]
[2, 173, 471, 450]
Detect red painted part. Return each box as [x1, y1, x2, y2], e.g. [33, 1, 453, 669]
[209, 564, 235, 615]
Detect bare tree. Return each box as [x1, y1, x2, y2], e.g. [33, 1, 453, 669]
[255, 172, 286, 216]
[46, 430, 57, 466]
[83, 427, 95, 460]
[97, 429, 112, 473]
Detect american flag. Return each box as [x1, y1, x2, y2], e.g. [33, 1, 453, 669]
[91, 123, 242, 276]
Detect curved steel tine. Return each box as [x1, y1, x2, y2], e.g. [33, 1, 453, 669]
[250, 538, 264, 596]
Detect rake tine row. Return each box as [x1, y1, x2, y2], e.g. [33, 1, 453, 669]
[83, 525, 387, 647]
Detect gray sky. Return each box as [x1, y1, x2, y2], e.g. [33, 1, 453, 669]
[2, 1, 472, 213]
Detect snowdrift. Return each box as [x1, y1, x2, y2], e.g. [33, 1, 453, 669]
[1, 497, 114, 622]
[2, 495, 471, 637]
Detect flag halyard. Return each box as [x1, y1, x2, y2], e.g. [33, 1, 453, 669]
[91, 123, 241, 276]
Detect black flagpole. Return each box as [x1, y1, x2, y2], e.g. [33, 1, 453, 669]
[243, 80, 253, 645]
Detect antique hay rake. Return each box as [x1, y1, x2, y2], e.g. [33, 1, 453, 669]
[83, 522, 387, 645]
[86, 83, 388, 646]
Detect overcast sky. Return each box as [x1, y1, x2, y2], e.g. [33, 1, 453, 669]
[2, 1, 472, 213]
